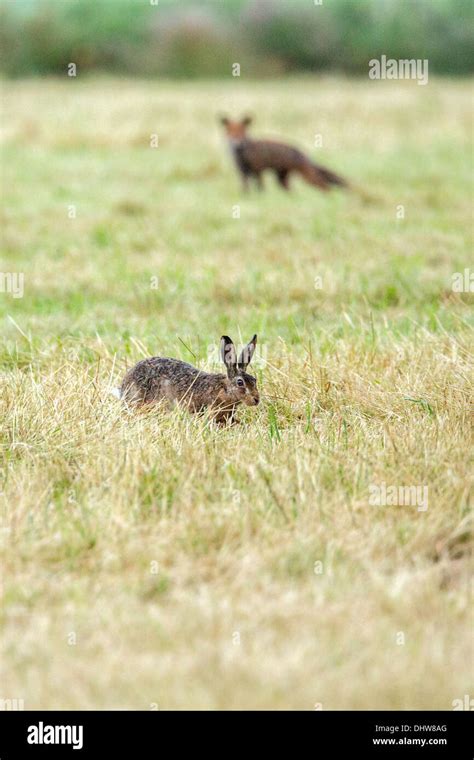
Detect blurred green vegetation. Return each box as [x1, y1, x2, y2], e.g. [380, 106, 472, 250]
[0, 0, 472, 78]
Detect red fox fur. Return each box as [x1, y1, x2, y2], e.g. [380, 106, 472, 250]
[220, 115, 348, 193]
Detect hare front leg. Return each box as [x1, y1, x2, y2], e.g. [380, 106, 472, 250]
[214, 406, 239, 426]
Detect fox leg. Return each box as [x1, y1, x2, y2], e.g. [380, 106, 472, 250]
[276, 169, 290, 190]
[240, 173, 250, 193]
[253, 171, 264, 191]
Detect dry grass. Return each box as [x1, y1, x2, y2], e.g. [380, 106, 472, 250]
[0, 77, 472, 709]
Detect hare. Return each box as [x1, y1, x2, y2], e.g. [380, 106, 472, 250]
[118, 335, 259, 424]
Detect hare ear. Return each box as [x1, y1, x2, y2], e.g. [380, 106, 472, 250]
[220, 335, 237, 377]
[242, 115, 253, 127]
[238, 334, 257, 370]
[219, 115, 230, 126]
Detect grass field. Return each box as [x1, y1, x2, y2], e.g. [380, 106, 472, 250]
[1, 76, 472, 710]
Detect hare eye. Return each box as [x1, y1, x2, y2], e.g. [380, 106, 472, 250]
[236, 378, 245, 387]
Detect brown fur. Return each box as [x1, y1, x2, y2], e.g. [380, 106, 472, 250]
[220, 115, 348, 192]
[120, 335, 259, 425]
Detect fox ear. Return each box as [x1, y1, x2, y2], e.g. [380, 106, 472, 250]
[238, 334, 257, 370]
[242, 115, 253, 127]
[219, 115, 230, 126]
[220, 335, 237, 377]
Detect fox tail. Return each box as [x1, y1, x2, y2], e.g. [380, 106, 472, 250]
[301, 161, 349, 191]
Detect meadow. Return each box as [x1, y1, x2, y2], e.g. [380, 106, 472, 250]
[1, 76, 472, 709]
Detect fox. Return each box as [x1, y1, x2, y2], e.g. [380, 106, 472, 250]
[220, 115, 348, 193]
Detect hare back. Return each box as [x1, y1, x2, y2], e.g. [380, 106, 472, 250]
[121, 357, 226, 408]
